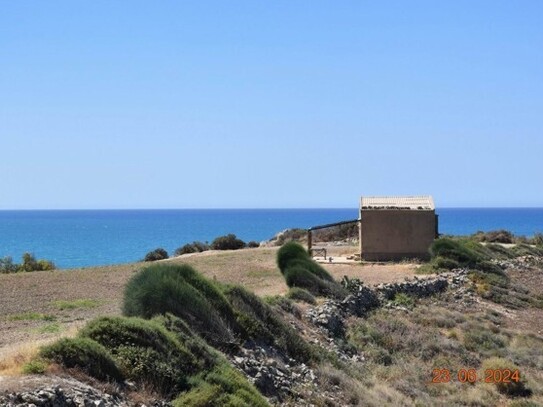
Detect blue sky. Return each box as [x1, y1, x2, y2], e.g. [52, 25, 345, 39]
[1, 1, 542, 209]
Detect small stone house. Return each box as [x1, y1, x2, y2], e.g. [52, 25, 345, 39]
[359, 196, 437, 261]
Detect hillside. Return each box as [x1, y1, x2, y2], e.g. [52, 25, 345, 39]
[1, 240, 543, 406]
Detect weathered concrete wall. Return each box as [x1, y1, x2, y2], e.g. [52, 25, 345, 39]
[360, 210, 436, 261]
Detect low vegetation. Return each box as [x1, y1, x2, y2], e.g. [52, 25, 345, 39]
[143, 247, 169, 262]
[277, 241, 348, 299]
[210, 234, 246, 250]
[286, 287, 317, 305]
[8, 312, 56, 322]
[123, 264, 241, 347]
[174, 235, 259, 256]
[175, 241, 210, 255]
[471, 230, 543, 246]
[36, 264, 277, 405]
[0, 253, 55, 273]
[13, 229, 543, 406]
[418, 237, 543, 309]
[53, 299, 102, 310]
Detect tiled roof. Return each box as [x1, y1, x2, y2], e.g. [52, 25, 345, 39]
[360, 196, 435, 210]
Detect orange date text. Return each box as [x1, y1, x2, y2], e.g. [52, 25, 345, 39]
[431, 368, 520, 384]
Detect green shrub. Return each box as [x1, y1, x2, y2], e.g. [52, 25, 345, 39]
[40, 337, 123, 382]
[174, 362, 269, 407]
[511, 243, 543, 257]
[463, 326, 507, 354]
[122, 264, 240, 346]
[481, 357, 531, 397]
[143, 248, 168, 262]
[175, 241, 210, 256]
[21, 252, 39, 272]
[432, 256, 460, 270]
[22, 358, 48, 374]
[0, 256, 18, 273]
[223, 285, 314, 362]
[429, 239, 481, 266]
[277, 242, 346, 299]
[154, 313, 219, 370]
[284, 266, 347, 299]
[37, 259, 55, 270]
[18, 252, 56, 271]
[1, 254, 55, 273]
[286, 258, 335, 282]
[264, 295, 300, 317]
[485, 243, 515, 259]
[247, 241, 260, 248]
[80, 316, 199, 396]
[533, 233, 543, 247]
[472, 230, 514, 244]
[392, 293, 415, 308]
[211, 234, 246, 250]
[276, 241, 309, 273]
[286, 287, 317, 305]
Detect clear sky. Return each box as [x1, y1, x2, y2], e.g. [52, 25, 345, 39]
[1, 1, 542, 209]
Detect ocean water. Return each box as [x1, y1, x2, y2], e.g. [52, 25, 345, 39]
[0, 208, 542, 269]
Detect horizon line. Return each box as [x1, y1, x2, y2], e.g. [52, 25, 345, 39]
[1, 206, 543, 211]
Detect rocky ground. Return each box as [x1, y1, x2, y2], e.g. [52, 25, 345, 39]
[2, 253, 542, 406]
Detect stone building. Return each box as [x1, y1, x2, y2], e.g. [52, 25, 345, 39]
[359, 196, 437, 261]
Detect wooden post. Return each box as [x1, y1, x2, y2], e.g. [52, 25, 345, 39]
[307, 229, 312, 253]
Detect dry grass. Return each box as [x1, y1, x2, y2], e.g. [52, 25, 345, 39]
[0, 342, 42, 376]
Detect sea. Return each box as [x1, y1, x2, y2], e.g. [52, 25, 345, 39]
[0, 208, 542, 269]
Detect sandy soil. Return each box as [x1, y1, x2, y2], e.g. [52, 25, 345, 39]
[0, 247, 420, 361]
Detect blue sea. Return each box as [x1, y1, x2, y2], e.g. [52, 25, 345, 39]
[0, 208, 542, 269]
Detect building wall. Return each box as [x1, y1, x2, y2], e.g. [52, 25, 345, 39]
[359, 210, 436, 261]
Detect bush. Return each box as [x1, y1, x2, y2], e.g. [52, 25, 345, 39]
[174, 362, 269, 407]
[276, 241, 309, 273]
[432, 256, 460, 270]
[80, 316, 199, 396]
[392, 293, 415, 308]
[21, 252, 39, 272]
[123, 264, 240, 346]
[533, 233, 543, 247]
[430, 239, 482, 267]
[211, 234, 246, 250]
[284, 266, 347, 299]
[143, 248, 168, 262]
[22, 359, 48, 374]
[473, 230, 515, 244]
[286, 287, 316, 305]
[277, 242, 347, 299]
[511, 243, 543, 257]
[0, 254, 55, 273]
[19, 253, 56, 272]
[485, 243, 515, 259]
[223, 285, 314, 362]
[463, 326, 507, 353]
[286, 258, 335, 282]
[40, 337, 123, 382]
[175, 241, 210, 256]
[247, 241, 260, 248]
[0, 256, 18, 273]
[155, 313, 219, 370]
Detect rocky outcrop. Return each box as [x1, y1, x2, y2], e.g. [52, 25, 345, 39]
[230, 344, 316, 404]
[374, 276, 449, 301]
[0, 381, 126, 407]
